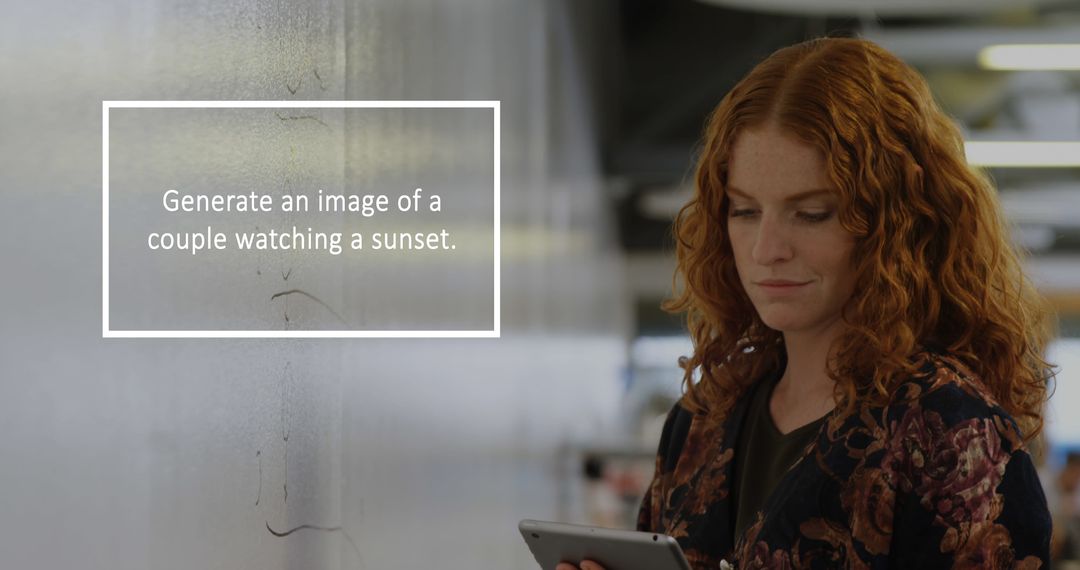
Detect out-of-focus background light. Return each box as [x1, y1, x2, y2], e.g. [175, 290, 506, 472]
[979, 44, 1080, 70]
[965, 142, 1080, 167]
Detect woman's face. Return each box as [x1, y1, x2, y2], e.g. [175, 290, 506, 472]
[725, 124, 858, 335]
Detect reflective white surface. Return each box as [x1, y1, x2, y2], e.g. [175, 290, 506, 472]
[0, 0, 630, 568]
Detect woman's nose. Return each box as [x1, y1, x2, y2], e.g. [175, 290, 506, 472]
[751, 216, 794, 264]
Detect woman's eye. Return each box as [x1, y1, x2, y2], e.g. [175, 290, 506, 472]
[728, 208, 834, 222]
[797, 211, 833, 223]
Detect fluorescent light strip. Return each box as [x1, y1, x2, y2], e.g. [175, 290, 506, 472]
[978, 44, 1080, 70]
[964, 141, 1080, 167]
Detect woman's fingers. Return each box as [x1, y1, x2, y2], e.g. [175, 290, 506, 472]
[554, 560, 607, 570]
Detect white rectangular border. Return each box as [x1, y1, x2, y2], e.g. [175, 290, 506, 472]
[103, 100, 500, 339]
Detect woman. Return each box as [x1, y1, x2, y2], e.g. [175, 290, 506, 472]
[561, 37, 1055, 569]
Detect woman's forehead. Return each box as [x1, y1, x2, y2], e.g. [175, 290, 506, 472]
[727, 127, 831, 196]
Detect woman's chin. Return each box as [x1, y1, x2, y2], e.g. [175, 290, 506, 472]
[758, 313, 815, 334]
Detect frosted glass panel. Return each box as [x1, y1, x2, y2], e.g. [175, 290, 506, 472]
[0, 0, 626, 568]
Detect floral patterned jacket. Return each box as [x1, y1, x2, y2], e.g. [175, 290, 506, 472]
[636, 351, 1051, 569]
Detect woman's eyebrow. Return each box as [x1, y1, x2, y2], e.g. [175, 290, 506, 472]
[727, 187, 834, 202]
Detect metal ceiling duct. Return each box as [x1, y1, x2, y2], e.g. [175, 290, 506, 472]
[863, 26, 1080, 66]
[694, 0, 1058, 18]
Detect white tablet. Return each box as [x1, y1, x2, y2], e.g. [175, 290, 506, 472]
[518, 519, 692, 570]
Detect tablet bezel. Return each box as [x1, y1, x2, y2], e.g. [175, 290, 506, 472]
[518, 519, 692, 570]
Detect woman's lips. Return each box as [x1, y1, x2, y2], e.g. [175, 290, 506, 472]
[756, 281, 811, 294]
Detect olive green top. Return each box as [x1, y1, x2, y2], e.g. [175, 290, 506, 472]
[732, 369, 827, 542]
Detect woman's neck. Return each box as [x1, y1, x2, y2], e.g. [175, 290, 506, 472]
[775, 318, 845, 406]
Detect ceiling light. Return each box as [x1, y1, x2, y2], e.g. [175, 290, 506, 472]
[978, 44, 1080, 70]
[965, 141, 1080, 167]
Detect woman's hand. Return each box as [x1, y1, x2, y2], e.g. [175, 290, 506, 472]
[555, 561, 607, 570]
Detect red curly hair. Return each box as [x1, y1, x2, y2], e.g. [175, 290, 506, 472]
[665, 37, 1055, 441]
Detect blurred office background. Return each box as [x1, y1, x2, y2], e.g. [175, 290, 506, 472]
[2, 0, 1080, 568]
